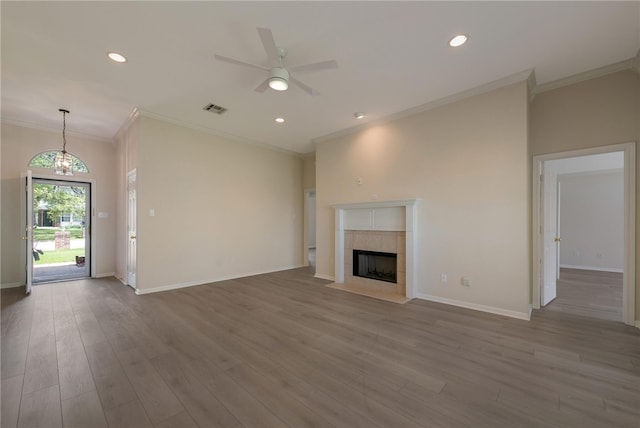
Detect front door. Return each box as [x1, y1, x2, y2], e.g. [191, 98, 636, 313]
[31, 178, 91, 283]
[23, 171, 34, 294]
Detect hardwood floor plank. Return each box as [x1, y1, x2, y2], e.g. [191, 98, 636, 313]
[104, 400, 153, 428]
[61, 390, 107, 428]
[1, 375, 24, 428]
[153, 411, 198, 428]
[115, 347, 184, 424]
[21, 286, 58, 396]
[225, 363, 334, 428]
[17, 384, 62, 428]
[84, 341, 138, 411]
[150, 352, 241, 428]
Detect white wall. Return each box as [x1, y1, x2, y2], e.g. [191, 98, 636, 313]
[125, 116, 304, 293]
[316, 81, 530, 317]
[559, 171, 624, 272]
[1, 123, 117, 286]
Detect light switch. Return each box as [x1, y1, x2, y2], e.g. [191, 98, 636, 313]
[149, 209, 155, 217]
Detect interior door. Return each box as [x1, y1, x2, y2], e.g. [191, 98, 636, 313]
[127, 169, 137, 289]
[555, 181, 561, 280]
[542, 162, 558, 305]
[24, 171, 33, 294]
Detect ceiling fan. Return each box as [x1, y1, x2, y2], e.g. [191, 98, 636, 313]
[214, 27, 338, 96]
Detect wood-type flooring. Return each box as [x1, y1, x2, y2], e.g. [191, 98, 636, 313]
[2, 267, 639, 427]
[544, 268, 623, 322]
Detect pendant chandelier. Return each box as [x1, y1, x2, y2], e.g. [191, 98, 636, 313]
[54, 108, 73, 175]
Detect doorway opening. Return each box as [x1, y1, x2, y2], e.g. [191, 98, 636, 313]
[304, 189, 316, 269]
[32, 178, 91, 283]
[532, 143, 635, 325]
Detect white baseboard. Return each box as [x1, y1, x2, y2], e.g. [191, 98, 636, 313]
[1, 282, 23, 289]
[314, 273, 335, 281]
[635, 320, 640, 330]
[93, 272, 115, 279]
[134, 265, 304, 295]
[560, 264, 623, 273]
[415, 293, 531, 321]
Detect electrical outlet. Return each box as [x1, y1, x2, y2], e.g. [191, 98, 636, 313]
[461, 276, 470, 287]
[440, 274, 447, 283]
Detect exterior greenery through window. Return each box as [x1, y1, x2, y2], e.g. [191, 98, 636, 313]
[29, 150, 89, 173]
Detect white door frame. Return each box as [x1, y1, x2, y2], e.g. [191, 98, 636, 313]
[532, 142, 636, 326]
[303, 188, 316, 267]
[22, 171, 34, 294]
[126, 169, 137, 289]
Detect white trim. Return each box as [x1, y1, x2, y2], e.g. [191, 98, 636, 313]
[333, 199, 420, 299]
[114, 108, 140, 142]
[134, 265, 304, 295]
[93, 272, 116, 278]
[416, 293, 531, 321]
[533, 59, 635, 95]
[1, 282, 23, 289]
[632, 48, 640, 74]
[314, 69, 534, 146]
[332, 199, 420, 210]
[532, 142, 635, 326]
[635, 320, 640, 330]
[559, 264, 623, 274]
[303, 188, 316, 267]
[314, 273, 335, 281]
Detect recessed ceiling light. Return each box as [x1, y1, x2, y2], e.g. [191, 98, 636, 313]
[275, 117, 285, 123]
[107, 52, 127, 63]
[449, 34, 468, 48]
[354, 112, 365, 119]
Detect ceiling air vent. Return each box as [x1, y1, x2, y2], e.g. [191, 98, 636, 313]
[203, 103, 227, 115]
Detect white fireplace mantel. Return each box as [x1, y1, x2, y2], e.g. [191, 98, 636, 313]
[333, 199, 420, 299]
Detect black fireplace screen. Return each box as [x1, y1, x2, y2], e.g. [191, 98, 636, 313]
[353, 250, 397, 283]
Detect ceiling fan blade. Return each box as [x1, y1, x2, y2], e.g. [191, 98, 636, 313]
[257, 27, 280, 64]
[214, 54, 268, 71]
[289, 60, 338, 73]
[254, 77, 271, 93]
[290, 77, 320, 96]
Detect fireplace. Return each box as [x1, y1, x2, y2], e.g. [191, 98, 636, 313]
[331, 199, 419, 302]
[353, 250, 397, 283]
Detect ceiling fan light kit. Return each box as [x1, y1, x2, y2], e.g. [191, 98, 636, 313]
[268, 67, 290, 91]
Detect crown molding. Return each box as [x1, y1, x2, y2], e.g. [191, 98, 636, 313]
[632, 49, 640, 75]
[313, 69, 534, 145]
[135, 110, 303, 157]
[533, 58, 635, 95]
[1, 117, 114, 144]
[114, 107, 140, 142]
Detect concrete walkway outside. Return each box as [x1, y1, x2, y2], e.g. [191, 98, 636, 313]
[33, 239, 85, 251]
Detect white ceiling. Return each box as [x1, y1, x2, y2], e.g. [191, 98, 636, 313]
[2, 1, 639, 154]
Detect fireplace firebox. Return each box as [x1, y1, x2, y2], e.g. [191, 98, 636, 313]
[353, 250, 397, 283]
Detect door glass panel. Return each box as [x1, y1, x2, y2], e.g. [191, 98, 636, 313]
[32, 179, 90, 283]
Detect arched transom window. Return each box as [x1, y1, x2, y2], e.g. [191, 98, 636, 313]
[29, 151, 89, 173]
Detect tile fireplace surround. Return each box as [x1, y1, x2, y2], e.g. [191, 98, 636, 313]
[331, 199, 419, 303]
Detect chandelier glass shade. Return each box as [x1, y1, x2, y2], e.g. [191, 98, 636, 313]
[54, 109, 73, 175]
